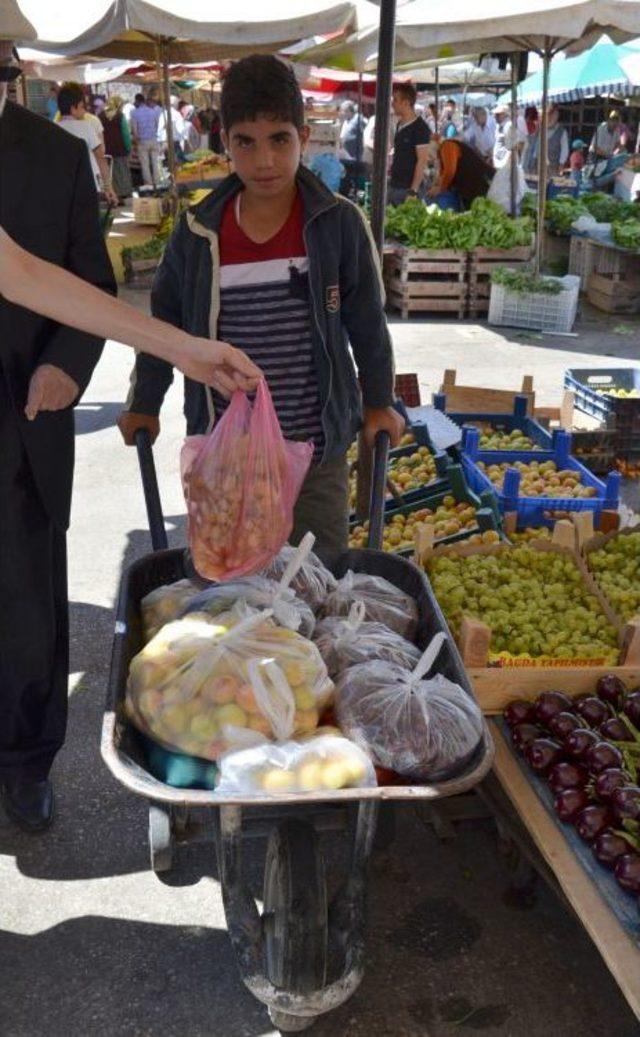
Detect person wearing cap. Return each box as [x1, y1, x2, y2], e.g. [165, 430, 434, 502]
[590, 110, 622, 159]
[569, 138, 586, 173]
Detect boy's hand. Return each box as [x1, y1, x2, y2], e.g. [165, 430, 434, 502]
[362, 405, 405, 449]
[117, 412, 160, 446]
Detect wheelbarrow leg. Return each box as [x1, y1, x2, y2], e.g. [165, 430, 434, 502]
[214, 800, 378, 1030]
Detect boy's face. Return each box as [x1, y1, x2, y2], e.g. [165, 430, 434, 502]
[222, 116, 309, 199]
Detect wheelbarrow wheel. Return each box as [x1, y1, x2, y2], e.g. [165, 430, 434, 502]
[263, 819, 328, 1031]
[149, 803, 173, 874]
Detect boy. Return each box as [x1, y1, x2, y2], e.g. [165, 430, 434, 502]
[118, 55, 403, 553]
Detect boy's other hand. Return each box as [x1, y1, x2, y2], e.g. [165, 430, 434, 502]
[363, 405, 405, 449]
[117, 412, 160, 446]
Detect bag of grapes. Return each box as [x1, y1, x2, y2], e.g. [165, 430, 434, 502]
[322, 571, 419, 639]
[181, 380, 313, 581]
[314, 602, 422, 678]
[259, 536, 337, 611]
[335, 633, 483, 781]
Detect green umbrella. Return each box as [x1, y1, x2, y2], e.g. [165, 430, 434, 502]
[497, 36, 640, 105]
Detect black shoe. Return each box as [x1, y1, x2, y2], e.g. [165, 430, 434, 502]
[3, 779, 54, 833]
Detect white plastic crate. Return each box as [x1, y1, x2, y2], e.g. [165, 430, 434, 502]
[488, 275, 580, 333]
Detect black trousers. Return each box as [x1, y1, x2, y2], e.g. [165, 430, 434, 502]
[0, 376, 68, 783]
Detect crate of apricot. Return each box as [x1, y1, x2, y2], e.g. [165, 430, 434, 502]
[462, 429, 620, 528]
[349, 462, 500, 556]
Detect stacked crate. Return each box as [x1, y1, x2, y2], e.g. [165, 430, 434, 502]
[467, 243, 535, 319]
[383, 245, 467, 320]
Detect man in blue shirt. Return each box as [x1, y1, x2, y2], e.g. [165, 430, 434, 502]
[130, 93, 161, 186]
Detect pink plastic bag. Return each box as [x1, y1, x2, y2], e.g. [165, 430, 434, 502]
[181, 381, 313, 581]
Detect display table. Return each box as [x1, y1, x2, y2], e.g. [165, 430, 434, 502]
[491, 721, 640, 1020]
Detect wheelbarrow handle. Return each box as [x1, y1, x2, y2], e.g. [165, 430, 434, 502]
[366, 430, 390, 551]
[134, 427, 169, 552]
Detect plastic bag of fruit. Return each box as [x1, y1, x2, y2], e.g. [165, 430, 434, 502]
[182, 576, 315, 637]
[180, 380, 313, 581]
[259, 534, 337, 611]
[215, 732, 376, 796]
[336, 634, 483, 780]
[322, 571, 418, 638]
[314, 602, 422, 678]
[126, 606, 333, 762]
[141, 578, 204, 642]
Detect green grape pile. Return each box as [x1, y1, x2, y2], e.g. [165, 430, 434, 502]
[587, 532, 640, 622]
[428, 546, 619, 664]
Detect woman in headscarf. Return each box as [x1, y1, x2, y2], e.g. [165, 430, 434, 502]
[98, 94, 133, 203]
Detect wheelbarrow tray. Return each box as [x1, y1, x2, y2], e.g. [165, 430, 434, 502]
[102, 546, 493, 806]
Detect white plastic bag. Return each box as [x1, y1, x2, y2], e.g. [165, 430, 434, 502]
[126, 606, 334, 761]
[322, 570, 418, 639]
[141, 578, 203, 642]
[260, 535, 337, 611]
[182, 576, 315, 637]
[314, 602, 422, 678]
[487, 156, 526, 213]
[216, 733, 376, 796]
[336, 634, 483, 780]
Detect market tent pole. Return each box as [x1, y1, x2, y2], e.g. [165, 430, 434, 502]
[434, 64, 440, 123]
[510, 53, 518, 217]
[357, 70, 364, 163]
[369, 0, 397, 256]
[535, 40, 551, 274]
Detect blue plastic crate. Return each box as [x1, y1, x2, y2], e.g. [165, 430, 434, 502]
[435, 393, 554, 452]
[565, 366, 640, 423]
[462, 433, 620, 528]
[350, 442, 450, 522]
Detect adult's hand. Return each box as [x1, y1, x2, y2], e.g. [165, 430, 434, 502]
[117, 412, 160, 446]
[173, 336, 262, 396]
[25, 364, 79, 420]
[362, 405, 406, 450]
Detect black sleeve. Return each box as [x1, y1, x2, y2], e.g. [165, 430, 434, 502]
[39, 146, 116, 396]
[413, 119, 431, 146]
[123, 217, 189, 415]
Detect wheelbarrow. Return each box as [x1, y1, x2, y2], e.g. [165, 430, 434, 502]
[101, 429, 494, 1031]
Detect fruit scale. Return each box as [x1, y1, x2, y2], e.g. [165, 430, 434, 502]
[101, 429, 494, 1033]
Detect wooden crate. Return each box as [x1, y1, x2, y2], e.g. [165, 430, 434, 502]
[420, 532, 640, 713]
[591, 239, 640, 280]
[587, 271, 640, 315]
[384, 246, 467, 320]
[467, 243, 534, 318]
[438, 369, 536, 415]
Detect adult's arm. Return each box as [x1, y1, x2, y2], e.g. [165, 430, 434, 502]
[0, 227, 260, 394]
[411, 145, 430, 192]
[37, 147, 117, 395]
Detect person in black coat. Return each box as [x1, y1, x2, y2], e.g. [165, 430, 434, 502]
[0, 33, 117, 831]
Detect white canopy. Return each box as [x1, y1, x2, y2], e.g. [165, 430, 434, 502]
[16, 0, 378, 61]
[298, 0, 640, 72]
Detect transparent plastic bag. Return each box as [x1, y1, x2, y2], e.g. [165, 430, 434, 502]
[182, 533, 318, 636]
[314, 602, 422, 678]
[126, 606, 333, 762]
[260, 539, 337, 611]
[181, 380, 313, 581]
[322, 570, 418, 638]
[336, 634, 483, 781]
[216, 734, 376, 796]
[141, 578, 203, 642]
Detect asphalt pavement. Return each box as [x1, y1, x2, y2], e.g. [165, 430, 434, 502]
[1, 294, 639, 1037]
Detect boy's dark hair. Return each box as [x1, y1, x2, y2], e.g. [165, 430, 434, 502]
[221, 54, 304, 132]
[392, 82, 417, 106]
[58, 83, 84, 116]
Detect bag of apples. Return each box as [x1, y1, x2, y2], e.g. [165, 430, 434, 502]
[125, 605, 334, 762]
[181, 380, 313, 581]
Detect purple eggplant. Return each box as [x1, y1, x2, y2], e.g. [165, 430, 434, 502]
[511, 722, 542, 754]
[525, 738, 563, 774]
[596, 674, 626, 709]
[548, 761, 588, 793]
[594, 768, 629, 803]
[554, 788, 590, 824]
[504, 699, 536, 729]
[600, 717, 633, 743]
[575, 697, 611, 728]
[593, 830, 630, 870]
[614, 852, 640, 894]
[548, 712, 582, 742]
[575, 804, 613, 843]
[584, 741, 624, 776]
[534, 691, 573, 727]
[565, 728, 599, 760]
[611, 786, 640, 825]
